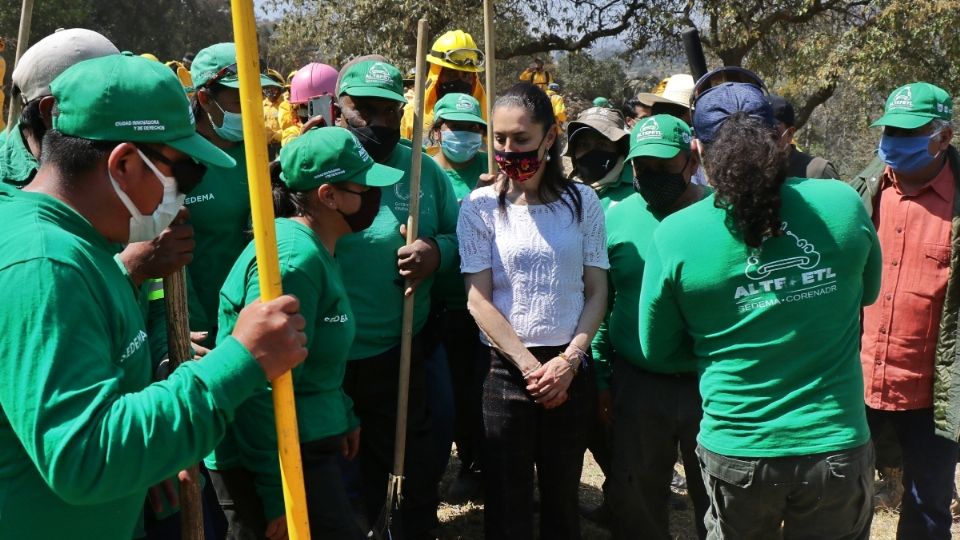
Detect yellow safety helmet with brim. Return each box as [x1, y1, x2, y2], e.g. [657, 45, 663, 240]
[426, 30, 485, 73]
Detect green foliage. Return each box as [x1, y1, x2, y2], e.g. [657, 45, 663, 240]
[0, 0, 232, 62]
[555, 52, 629, 104]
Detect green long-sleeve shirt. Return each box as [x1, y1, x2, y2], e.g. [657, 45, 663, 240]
[207, 218, 359, 520]
[185, 143, 251, 334]
[432, 153, 485, 311]
[0, 190, 265, 539]
[591, 191, 710, 387]
[336, 144, 460, 359]
[639, 178, 882, 457]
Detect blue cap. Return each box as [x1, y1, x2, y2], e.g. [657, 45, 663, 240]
[692, 82, 774, 143]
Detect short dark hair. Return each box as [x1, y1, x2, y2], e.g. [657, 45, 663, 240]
[19, 99, 47, 149]
[40, 130, 118, 177]
[621, 99, 641, 120]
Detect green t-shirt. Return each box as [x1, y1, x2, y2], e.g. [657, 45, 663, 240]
[185, 143, 251, 333]
[207, 218, 359, 520]
[0, 190, 265, 539]
[594, 166, 635, 212]
[591, 190, 710, 389]
[639, 178, 882, 457]
[336, 144, 460, 359]
[0, 123, 39, 190]
[432, 153, 486, 310]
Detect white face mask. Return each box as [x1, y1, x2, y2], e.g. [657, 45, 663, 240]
[110, 149, 186, 243]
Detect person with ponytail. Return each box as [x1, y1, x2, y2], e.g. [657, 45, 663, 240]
[205, 127, 401, 540]
[458, 82, 609, 539]
[638, 81, 882, 538]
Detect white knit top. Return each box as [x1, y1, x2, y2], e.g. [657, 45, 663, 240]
[458, 183, 609, 347]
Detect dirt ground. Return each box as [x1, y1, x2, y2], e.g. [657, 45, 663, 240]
[434, 449, 960, 539]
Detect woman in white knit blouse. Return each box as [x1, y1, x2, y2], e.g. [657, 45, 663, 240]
[457, 82, 609, 540]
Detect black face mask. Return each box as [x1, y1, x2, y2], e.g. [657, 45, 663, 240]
[633, 156, 689, 213]
[437, 79, 473, 97]
[338, 186, 382, 232]
[575, 150, 620, 182]
[348, 125, 401, 163]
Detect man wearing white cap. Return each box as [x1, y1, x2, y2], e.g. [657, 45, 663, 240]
[1, 28, 119, 189]
[636, 74, 695, 124]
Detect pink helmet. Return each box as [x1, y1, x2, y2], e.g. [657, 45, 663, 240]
[289, 62, 339, 104]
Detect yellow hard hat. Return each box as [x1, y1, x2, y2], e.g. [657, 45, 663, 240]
[426, 30, 484, 73]
[651, 77, 669, 96]
[140, 53, 160, 62]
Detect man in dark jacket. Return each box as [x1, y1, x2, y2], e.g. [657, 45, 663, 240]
[767, 94, 840, 179]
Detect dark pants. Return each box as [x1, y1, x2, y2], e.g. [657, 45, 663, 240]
[425, 342, 454, 480]
[697, 442, 874, 540]
[866, 407, 959, 540]
[440, 308, 485, 473]
[482, 345, 596, 540]
[586, 388, 613, 509]
[209, 437, 364, 540]
[342, 334, 439, 540]
[608, 360, 708, 540]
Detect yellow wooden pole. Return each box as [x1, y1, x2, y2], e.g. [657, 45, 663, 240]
[229, 2, 311, 538]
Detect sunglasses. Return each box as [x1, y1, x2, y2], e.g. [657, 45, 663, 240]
[692, 67, 767, 103]
[206, 63, 239, 87]
[136, 144, 207, 195]
[431, 48, 485, 68]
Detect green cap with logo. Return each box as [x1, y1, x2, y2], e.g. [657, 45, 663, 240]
[279, 127, 403, 191]
[627, 114, 692, 160]
[337, 60, 406, 103]
[872, 82, 953, 130]
[51, 52, 236, 168]
[191, 42, 280, 90]
[434, 92, 486, 126]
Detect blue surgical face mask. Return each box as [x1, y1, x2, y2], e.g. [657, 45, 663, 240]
[878, 131, 942, 174]
[207, 98, 245, 142]
[440, 130, 483, 163]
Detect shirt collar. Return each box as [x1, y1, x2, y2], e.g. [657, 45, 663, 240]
[882, 159, 954, 202]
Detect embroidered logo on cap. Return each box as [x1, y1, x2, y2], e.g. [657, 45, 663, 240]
[890, 86, 913, 111]
[636, 118, 662, 141]
[456, 95, 475, 111]
[365, 63, 392, 84]
[351, 133, 372, 163]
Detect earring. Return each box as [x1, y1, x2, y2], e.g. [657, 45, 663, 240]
[546, 154, 551, 162]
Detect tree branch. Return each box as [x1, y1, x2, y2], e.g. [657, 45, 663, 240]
[496, 1, 642, 58]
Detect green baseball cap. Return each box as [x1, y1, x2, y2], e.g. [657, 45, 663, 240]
[51, 52, 235, 168]
[337, 60, 406, 103]
[434, 92, 486, 126]
[279, 127, 403, 190]
[872, 82, 953, 129]
[626, 114, 692, 160]
[190, 42, 280, 90]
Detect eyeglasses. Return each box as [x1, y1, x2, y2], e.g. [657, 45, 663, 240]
[430, 48, 485, 69]
[136, 144, 207, 195]
[206, 63, 239, 87]
[692, 66, 767, 103]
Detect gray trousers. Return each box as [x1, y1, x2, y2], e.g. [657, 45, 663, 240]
[607, 359, 708, 540]
[697, 442, 874, 540]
